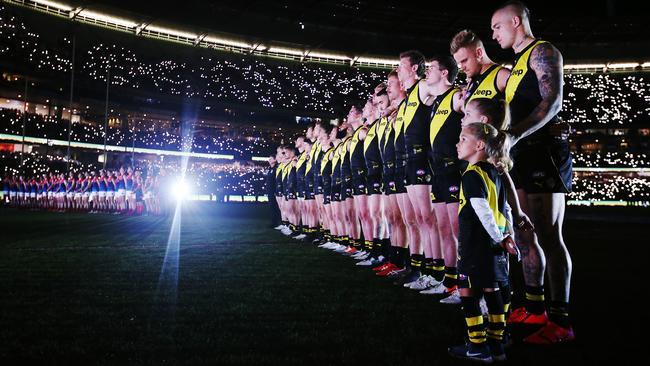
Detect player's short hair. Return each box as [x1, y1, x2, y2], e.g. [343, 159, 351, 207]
[428, 55, 459, 83]
[450, 29, 483, 55]
[399, 50, 426, 79]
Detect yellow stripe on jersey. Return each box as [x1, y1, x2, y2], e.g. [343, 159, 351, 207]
[401, 82, 423, 132]
[430, 88, 460, 147]
[393, 100, 407, 144]
[467, 65, 503, 104]
[376, 117, 388, 148]
[281, 161, 291, 179]
[275, 162, 285, 178]
[320, 147, 335, 175]
[505, 40, 547, 104]
[459, 163, 508, 232]
[295, 151, 308, 170]
[348, 125, 364, 162]
[363, 120, 378, 153]
[383, 117, 394, 150]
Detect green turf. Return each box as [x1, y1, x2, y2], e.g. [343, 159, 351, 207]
[0, 203, 642, 365]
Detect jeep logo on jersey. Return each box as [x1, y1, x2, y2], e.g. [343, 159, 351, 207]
[511, 69, 524, 76]
[449, 185, 459, 193]
[474, 89, 493, 97]
[435, 109, 449, 116]
[416, 169, 425, 176]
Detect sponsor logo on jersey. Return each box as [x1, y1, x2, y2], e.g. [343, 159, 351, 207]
[474, 89, 493, 97]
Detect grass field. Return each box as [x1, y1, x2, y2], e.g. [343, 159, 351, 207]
[0, 203, 644, 365]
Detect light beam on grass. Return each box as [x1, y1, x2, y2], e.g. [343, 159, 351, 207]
[153, 102, 198, 321]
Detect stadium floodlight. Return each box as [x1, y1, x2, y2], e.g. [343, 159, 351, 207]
[145, 25, 197, 39]
[172, 179, 190, 202]
[268, 47, 305, 56]
[32, 0, 73, 12]
[607, 62, 640, 69]
[564, 63, 607, 70]
[355, 57, 400, 66]
[203, 36, 252, 49]
[306, 51, 351, 61]
[77, 9, 138, 28]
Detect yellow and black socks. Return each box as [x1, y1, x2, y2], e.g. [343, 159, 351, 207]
[549, 300, 571, 328]
[423, 258, 434, 276]
[409, 253, 424, 273]
[442, 267, 458, 289]
[364, 239, 373, 252]
[484, 291, 507, 357]
[524, 285, 546, 314]
[501, 284, 512, 315]
[432, 259, 445, 282]
[461, 296, 486, 345]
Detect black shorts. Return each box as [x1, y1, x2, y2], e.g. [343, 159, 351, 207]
[382, 162, 396, 195]
[331, 179, 342, 202]
[406, 158, 432, 186]
[392, 165, 408, 194]
[323, 194, 331, 205]
[296, 182, 305, 198]
[430, 164, 461, 204]
[458, 253, 509, 289]
[366, 174, 382, 195]
[304, 187, 315, 200]
[459, 275, 510, 291]
[510, 141, 572, 194]
[352, 170, 368, 196]
[342, 175, 353, 200]
[382, 174, 395, 195]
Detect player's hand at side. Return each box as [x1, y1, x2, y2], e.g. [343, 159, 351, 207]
[501, 236, 521, 262]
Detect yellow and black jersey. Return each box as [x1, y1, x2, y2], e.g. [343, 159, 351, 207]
[380, 116, 395, 167]
[320, 146, 335, 177]
[310, 141, 322, 175]
[458, 161, 508, 276]
[339, 136, 353, 177]
[402, 81, 434, 159]
[505, 39, 559, 141]
[295, 150, 309, 180]
[376, 116, 389, 153]
[429, 88, 463, 166]
[275, 161, 286, 194]
[363, 119, 382, 173]
[331, 139, 346, 183]
[393, 99, 408, 164]
[281, 160, 294, 196]
[466, 64, 505, 104]
[349, 124, 366, 170]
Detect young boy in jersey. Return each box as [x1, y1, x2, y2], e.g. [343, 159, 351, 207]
[449, 122, 521, 363]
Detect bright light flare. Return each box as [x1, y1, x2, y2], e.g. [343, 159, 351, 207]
[172, 179, 190, 201]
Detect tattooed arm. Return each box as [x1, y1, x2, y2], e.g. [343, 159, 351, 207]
[509, 42, 563, 144]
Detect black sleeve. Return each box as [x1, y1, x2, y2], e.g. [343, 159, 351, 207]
[462, 170, 487, 200]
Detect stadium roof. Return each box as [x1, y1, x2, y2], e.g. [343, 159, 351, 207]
[7, 0, 650, 69]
